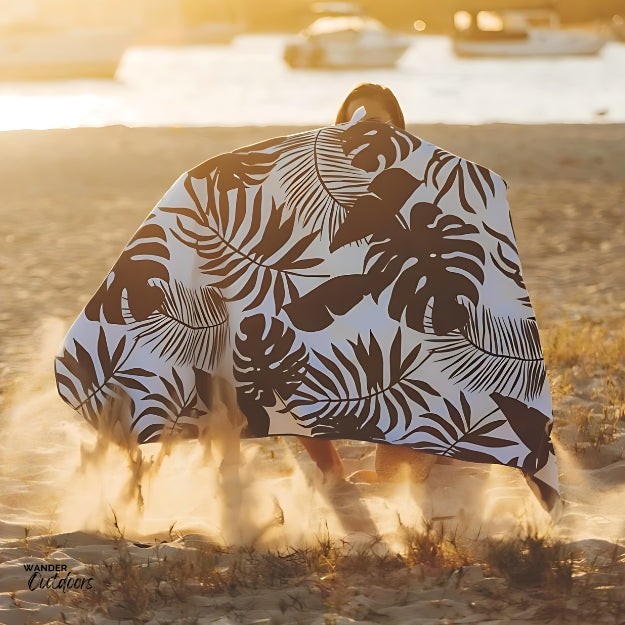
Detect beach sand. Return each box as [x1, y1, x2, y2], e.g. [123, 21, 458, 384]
[0, 124, 624, 624]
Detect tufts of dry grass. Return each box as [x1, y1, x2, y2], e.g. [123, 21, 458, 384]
[541, 317, 625, 374]
[485, 530, 574, 592]
[541, 314, 625, 453]
[47, 518, 625, 624]
[399, 517, 472, 570]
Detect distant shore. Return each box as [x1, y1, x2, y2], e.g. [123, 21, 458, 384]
[1, 123, 624, 386]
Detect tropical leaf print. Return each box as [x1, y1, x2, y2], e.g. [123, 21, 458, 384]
[125, 281, 229, 371]
[365, 201, 485, 335]
[427, 306, 546, 400]
[490, 392, 553, 473]
[284, 329, 439, 438]
[340, 121, 421, 172]
[283, 274, 368, 332]
[233, 314, 308, 437]
[329, 168, 423, 252]
[133, 367, 209, 443]
[55, 330, 154, 428]
[483, 222, 529, 299]
[85, 221, 170, 324]
[163, 186, 326, 314]
[271, 127, 374, 238]
[424, 148, 496, 214]
[186, 149, 277, 202]
[234, 314, 308, 404]
[54, 121, 561, 513]
[399, 392, 514, 457]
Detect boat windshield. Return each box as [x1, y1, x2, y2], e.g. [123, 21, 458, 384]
[454, 9, 559, 34]
[304, 16, 384, 36]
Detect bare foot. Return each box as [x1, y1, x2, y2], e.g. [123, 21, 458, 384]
[346, 469, 379, 483]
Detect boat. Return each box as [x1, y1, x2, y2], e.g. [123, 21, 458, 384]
[283, 2, 411, 69]
[0, 21, 131, 81]
[452, 8, 608, 57]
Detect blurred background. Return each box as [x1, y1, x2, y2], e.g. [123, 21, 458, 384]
[0, 0, 624, 129]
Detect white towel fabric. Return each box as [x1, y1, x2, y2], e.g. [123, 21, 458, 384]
[55, 121, 560, 513]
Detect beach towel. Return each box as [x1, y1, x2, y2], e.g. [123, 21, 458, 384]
[55, 120, 560, 513]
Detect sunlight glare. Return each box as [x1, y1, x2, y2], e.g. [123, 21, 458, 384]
[0, 94, 99, 130]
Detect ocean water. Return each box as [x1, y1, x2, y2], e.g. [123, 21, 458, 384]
[0, 33, 623, 130]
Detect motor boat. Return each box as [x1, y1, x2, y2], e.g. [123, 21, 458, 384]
[0, 21, 131, 81]
[452, 8, 608, 57]
[283, 2, 411, 69]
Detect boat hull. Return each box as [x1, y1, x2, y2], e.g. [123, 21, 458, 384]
[453, 29, 607, 57]
[284, 41, 409, 68]
[0, 28, 130, 81]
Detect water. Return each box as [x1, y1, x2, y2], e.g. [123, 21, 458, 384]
[0, 33, 623, 130]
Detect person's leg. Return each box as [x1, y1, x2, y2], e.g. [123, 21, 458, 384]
[298, 436, 345, 480]
[375, 444, 436, 482]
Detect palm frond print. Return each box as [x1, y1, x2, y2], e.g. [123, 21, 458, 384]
[55, 330, 153, 428]
[126, 281, 229, 371]
[272, 127, 373, 237]
[133, 368, 209, 443]
[399, 392, 515, 459]
[284, 328, 440, 437]
[425, 148, 497, 214]
[426, 305, 547, 400]
[163, 185, 327, 314]
[483, 222, 528, 297]
[273, 123, 419, 241]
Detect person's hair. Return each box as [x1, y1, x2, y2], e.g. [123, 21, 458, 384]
[334, 83, 406, 129]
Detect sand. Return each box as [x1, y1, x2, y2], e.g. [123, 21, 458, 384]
[0, 123, 624, 624]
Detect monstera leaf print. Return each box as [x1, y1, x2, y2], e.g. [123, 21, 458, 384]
[163, 185, 326, 314]
[330, 168, 423, 252]
[284, 329, 439, 438]
[427, 306, 546, 400]
[85, 221, 170, 324]
[340, 121, 421, 172]
[283, 274, 368, 332]
[134, 368, 211, 443]
[399, 392, 514, 459]
[490, 392, 553, 473]
[126, 281, 229, 371]
[425, 148, 497, 214]
[365, 202, 485, 334]
[55, 330, 154, 428]
[233, 314, 308, 437]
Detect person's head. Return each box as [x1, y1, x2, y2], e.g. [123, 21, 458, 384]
[335, 83, 405, 129]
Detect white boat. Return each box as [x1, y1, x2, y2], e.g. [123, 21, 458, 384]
[283, 3, 411, 69]
[452, 8, 608, 57]
[0, 22, 131, 81]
